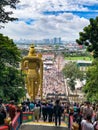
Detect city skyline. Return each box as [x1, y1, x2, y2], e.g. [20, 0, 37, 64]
[0, 0, 98, 42]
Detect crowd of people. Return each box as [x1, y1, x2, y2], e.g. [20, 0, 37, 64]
[17, 98, 65, 126]
[70, 101, 98, 130]
[43, 68, 65, 96]
[0, 99, 18, 125]
[0, 98, 65, 127]
[43, 55, 65, 97]
[1, 96, 98, 130]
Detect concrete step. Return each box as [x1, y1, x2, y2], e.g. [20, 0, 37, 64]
[19, 121, 69, 130]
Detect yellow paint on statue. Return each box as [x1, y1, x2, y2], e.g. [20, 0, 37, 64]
[21, 44, 43, 100]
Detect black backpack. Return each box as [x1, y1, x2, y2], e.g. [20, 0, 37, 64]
[55, 105, 62, 115]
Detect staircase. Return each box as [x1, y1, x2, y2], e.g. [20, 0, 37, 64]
[19, 122, 69, 130]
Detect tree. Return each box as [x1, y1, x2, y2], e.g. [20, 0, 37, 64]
[76, 17, 98, 58]
[0, 34, 26, 102]
[0, 0, 19, 28]
[62, 62, 83, 91]
[83, 60, 98, 102]
[76, 17, 98, 102]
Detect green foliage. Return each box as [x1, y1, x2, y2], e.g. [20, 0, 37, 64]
[0, 34, 26, 102]
[63, 49, 92, 58]
[83, 60, 98, 102]
[67, 78, 76, 91]
[0, 0, 19, 28]
[55, 45, 60, 50]
[62, 62, 83, 91]
[0, 34, 21, 67]
[76, 16, 98, 102]
[76, 16, 98, 58]
[65, 56, 92, 61]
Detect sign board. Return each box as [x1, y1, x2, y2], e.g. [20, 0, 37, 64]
[22, 112, 34, 123]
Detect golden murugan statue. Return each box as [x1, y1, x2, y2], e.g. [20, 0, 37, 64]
[21, 44, 43, 100]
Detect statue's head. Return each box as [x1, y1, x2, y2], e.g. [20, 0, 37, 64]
[30, 44, 34, 48]
[28, 44, 36, 56]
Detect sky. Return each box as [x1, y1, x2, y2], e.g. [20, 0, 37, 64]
[0, 0, 98, 42]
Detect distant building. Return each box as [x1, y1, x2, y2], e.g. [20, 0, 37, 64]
[77, 60, 92, 71]
[43, 39, 50, 44]
[53, 37, 61, 44]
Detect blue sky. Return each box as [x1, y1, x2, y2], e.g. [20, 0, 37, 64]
[0, 0, 98, 42]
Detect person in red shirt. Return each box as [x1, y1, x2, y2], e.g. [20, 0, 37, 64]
[8, 100, 16, 120]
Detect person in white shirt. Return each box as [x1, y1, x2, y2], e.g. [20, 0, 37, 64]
[81, 114, 94, 130]
[83, 101, 93, 119]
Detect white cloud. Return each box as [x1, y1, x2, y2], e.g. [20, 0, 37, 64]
[0, 0, 95, 41]
[0, 12, 89, 41]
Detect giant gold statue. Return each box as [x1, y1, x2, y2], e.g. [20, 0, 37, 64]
[21, 44, 43, 100]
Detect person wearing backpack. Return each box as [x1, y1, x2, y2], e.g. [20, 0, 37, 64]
[53, 99, 63, 126]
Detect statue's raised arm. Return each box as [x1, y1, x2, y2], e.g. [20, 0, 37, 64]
[21, 44, 43, 100]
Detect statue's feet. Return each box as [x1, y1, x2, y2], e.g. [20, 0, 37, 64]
[30, 94, 35, 101]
